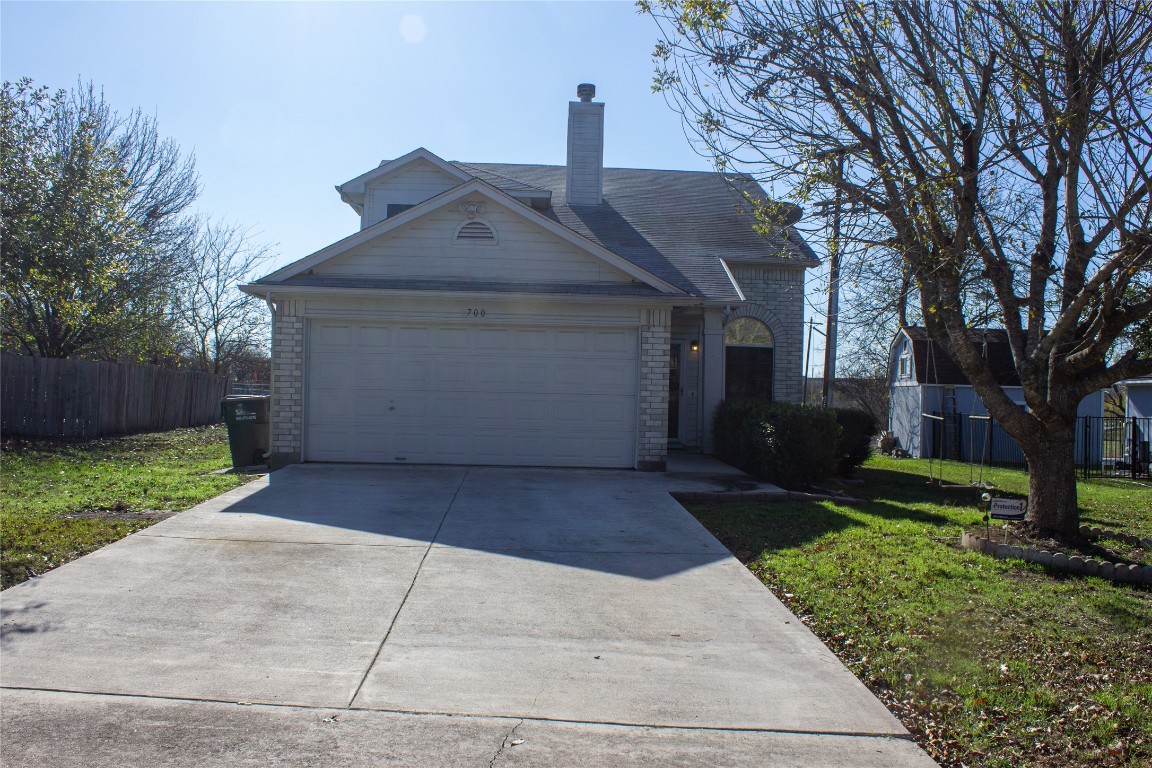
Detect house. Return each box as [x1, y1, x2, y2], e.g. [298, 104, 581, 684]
[241, 84, 818, 470]
[887, 326, 1103, 462]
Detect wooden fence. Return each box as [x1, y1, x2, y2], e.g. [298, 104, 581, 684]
[1, 353, 230, 438]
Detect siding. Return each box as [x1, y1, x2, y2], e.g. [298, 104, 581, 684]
[1128, 382, 1152, 420]
[321, 200, 637, 285]
[361, 160, 460, 229]
[889, 385, 922, 456]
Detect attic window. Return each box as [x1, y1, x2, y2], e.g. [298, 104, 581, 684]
[386, 203, 414, 218]
[898, 343, 912, 379]
[454, 220, 497, 244]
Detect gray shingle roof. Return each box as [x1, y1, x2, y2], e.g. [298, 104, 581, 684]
[901, 327, 1022, 386]
[451, 163, 819, 302]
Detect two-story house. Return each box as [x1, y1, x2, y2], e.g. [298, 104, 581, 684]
[242, 84, 818, 470]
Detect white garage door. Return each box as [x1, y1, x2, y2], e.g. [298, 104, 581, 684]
[304, 319, 638, 467]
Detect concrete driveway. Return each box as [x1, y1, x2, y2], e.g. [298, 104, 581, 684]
[1, 464, 936, 767]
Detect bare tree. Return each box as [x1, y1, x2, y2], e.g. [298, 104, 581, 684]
[176, 221, 273, 375]
[643, 0, 1152, 535]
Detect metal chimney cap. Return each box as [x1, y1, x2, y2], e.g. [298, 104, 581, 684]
[576, 83, 596, 102]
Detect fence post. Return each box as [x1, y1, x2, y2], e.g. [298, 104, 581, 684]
[1133, 417, 1139, 481]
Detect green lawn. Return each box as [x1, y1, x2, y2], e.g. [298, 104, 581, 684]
[1, 424, 256, 589]
[687, 456, 1151, 768]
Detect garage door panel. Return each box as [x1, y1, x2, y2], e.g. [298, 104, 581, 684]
[312, 322, 354, 348]
[554, 363, 592, 388]
[430, 397, 468, 421]
[475, 328, 511, 350]
[394, 361, 430, 387]
[474, 362, 510, 386]
[592, 364, 632, 389]
[555, 331, 589, 352]
[305, 320, 638, 467]
[515, 330, 548, 350]
[473, 398, 510, 422]
[395, 327, 431, 348]
[514, 399, 548, 425]
[436, 327, 469, 348]
[515, 367, 548, 388]
[593, 330, 631, 353]
[359, 325, 391, 348]
[589, 399, 635, 425]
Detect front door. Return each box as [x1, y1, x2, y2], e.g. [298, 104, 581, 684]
[668, 343, 682, 439]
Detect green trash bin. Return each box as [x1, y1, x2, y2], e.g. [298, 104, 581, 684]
[221, 396, 270, 469]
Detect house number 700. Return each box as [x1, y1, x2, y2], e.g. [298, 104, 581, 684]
[466, 308, 487, 318]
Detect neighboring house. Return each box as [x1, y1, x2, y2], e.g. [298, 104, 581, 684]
[887, 326, 1103, 462]
[1123, 377, 1152, 420]
[241, 84, 818, 470]
[1120, 377, 1152, 474]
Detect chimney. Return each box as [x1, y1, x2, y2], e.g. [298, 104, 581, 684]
[566, 83, 604, 205]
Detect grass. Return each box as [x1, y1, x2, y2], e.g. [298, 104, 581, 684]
[1, 424, 257, 589]
[686, 455, 1151, 768]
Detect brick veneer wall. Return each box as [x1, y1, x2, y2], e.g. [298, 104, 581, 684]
[638, 308, 671, 471]
[270, 308, 304, 467]
[728, 265, 807, 404]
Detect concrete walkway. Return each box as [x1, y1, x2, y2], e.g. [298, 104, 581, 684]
[1, 464, 936, 767]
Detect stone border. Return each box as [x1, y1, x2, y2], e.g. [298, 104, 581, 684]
[1078, 524, 1152, 551]
[673, 490, 863, 505]
[960, 532, 1152, 585]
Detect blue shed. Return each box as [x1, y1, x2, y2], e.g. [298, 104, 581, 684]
[887, 327, 1103, 463]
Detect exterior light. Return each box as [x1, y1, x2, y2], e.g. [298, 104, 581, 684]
[690, 340, 699, 352]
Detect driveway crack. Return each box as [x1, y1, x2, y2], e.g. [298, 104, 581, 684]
[346, 469, 470, 708]
[489, 719, 523, 767]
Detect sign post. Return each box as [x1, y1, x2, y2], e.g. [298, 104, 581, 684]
[989, 498, 1027, 542]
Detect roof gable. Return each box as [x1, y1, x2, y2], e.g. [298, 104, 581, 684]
[316, 197, 650, 287]
[337, 148, 471, 213]
[250, 179, 684, 296]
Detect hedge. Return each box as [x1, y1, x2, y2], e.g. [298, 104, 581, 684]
[712, 400, 841, 489]
[834, 407, 879, 475]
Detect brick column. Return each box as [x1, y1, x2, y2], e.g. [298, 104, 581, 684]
[637, 308, 671, 471]
[270, 304, 304, 467]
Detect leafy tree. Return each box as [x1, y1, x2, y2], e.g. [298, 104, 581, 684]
[175, 220, 273, 375]
[1, 78, 198, 361]
[643, 0, 1152, 535]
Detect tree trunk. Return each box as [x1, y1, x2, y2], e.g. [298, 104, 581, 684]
[1019, 428, 1080, 537]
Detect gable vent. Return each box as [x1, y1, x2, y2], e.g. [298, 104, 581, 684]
[455, 220, 497, 243]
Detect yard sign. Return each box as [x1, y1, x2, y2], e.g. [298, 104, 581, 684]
[989, 498, 1027, 521]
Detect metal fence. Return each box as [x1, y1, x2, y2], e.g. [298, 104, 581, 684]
[1080, 416, 1151, 480]
[923, 412, 1152, 480]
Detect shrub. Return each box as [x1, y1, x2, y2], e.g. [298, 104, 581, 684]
[834, 408, 879, 475]
[712, 399, 840, 489]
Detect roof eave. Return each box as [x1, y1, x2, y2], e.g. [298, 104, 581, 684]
[239, 282, 692, 306]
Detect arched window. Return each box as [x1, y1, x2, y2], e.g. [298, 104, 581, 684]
[724, 317, 774, 400]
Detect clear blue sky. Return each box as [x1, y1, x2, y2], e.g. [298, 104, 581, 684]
[2, 0, 831, 372]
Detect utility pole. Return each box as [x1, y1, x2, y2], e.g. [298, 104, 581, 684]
[821, 150, 845, 409]
[803, 316, 824, 405]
